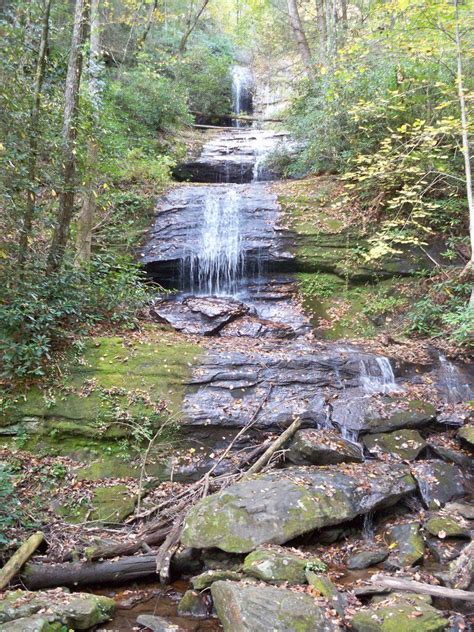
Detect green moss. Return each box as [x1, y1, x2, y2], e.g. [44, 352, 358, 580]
[56, 484, 136, 524]
[352, 595, 448, 632]
[424, 516, 467, 538]
[1, 332, 201, 467]
[243, 548, 309, 584]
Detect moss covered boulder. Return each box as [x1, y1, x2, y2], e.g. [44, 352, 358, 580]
[191, 569, 243, 590]
[363, 429, 426, 461]
[351, 593, 448, 632]
[211, 580, 341, 631]
[385, 522, 424, 568]
[243, 547, 320, 585]
[287, 429, 363, 465]
[424, 515, 469, 539]
[457, 425, 474, 450]
[0, 589, 115, 630]
[347, 549, 389, 570]
[305, 571, 347, 617]
[182, 463, 416, 553]
[177, 590, 211, 617]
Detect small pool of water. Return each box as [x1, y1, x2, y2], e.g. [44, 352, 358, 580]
[91, 580, 222, 631]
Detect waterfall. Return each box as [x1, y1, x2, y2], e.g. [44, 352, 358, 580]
[437, 353, 473, 404]
[359, 356, 400, 395]
[185, 187, 243, 296]
[231, 65, 252, 128]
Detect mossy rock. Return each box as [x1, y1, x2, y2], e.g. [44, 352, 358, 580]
[0, 617, 65, 631]
[305, 570, 346, 617]
[1, 333, 200, 467]
[351, 593, 448, 632]
[424, 515, 469, 539]
[55, 484, 136, 524]
[385, 522, 424, 568]
[363, 429, 426, 461]
[191, 569, 243, 590]
[177, 590, 210, 618]
[243, 547, 320, 585]
[457, 425, 474, 450]
[0, 589, 115, 630]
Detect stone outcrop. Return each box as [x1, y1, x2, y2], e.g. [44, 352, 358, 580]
[182, 462, 416, 553]
[211, 581, 341, 632]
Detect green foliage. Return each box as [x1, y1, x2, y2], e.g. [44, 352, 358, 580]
[0, 255, 149, 381]
[297, 272, 344, 298]
[305, 559, 327, 573]
[406, 278, 473, 345]
[0, 465, 23, 549]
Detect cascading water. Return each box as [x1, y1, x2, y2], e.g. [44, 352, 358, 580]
[359, 356, 400, 395]
[185, 187, 243, 296]
[437, 353, 473, 403]
[231, 65, 252, 128]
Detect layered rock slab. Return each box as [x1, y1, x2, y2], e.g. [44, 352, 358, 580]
[211, 581, 341, 632]
[182, 463, 416, 553]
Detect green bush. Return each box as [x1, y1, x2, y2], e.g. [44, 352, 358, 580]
[0, 255, 149, 381]
[0, 465, 22, 549]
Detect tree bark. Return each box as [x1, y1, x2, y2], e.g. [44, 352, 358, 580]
[287, 0, 314, 78]
[316, 0, 327, 58]
[138, 0, 159, 48]
[22, 554, 158, 590]
[178, 0, 210, 53]
[47, 0, 88, 273]
[18, 0, 53, 269]
[371, 574, 474, 602]
[0, 532, 44, 590]
[454, 0, 474, 303]
[75, 0, 102, 266]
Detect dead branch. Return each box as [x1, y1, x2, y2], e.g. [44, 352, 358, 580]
[371, 574, 474, 602]
[0, 532, 44, 590]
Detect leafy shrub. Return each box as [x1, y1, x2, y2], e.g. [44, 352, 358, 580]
[0, 255, 149, 381]
[0, 465, 22, 549]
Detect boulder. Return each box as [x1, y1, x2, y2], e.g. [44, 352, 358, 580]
[0, 590, 115, 630]
[287, 429, 363, 465]
[243, 547, 321, 585]
[181, 463, 416, 553]
[458, 425, 474, 450]
[177, 590, 211, 618]
[426, 538, 466, 564]
[136, 615, 182, 631]
[411, 461, 465, 509]
[385, 522, 424, 568]
[211, 580, 341, 631]
[347, 549, 389, 570]
[424, 515, 469, 539]
[332, 399, 436, 435]
[191, 569, 242, 590]
[428, 443, 472, 470]
[363, 429, 426, 461]
[351, 593, 449, 632]
[305, 571, 347, 617]
[151, 296, 249, 336]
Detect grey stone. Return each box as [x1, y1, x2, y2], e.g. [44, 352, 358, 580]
[211, 580, 341, 631]
[411, 461, 466, 509]
[363, 429, 426, 461]
[347, 549, 389, 570]
[182, 462, 416, 553]
[136, 615, 182, 631]
[385, 522, 424, 568]
[287, 429, 363, 465]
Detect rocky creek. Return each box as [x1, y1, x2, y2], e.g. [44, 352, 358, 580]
[2, 69, 473, 632]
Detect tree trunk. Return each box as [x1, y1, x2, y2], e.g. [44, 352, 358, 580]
[178, 0, 210, 53]
[455, 0, 474, 303]
[75, 0, 102, 266]
[287, 0, 313, 78]
[22, 554, 158, 590]
[0, 532, 44, 590]
[138, 0, 159, 48]
[47, 0, 87, 273]
[316, 0, 327, 58]
[18, 0, 52, 269]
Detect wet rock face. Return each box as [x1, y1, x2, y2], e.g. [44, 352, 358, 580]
[242, 547, 321, 585]
[287, 429, 363, 465]
[411, 461, 466, 509]
[363, 429, 427, 461]
[182, 462, 416, 553]
[211, 580, 341, 632]
[172, 130, 287, 183]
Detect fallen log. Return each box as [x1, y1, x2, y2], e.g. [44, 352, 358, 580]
[244, 416, 302, 476]
[22, 554, 158, 590]
[0, 531, 44, 590]
[371, 574, 474, 602]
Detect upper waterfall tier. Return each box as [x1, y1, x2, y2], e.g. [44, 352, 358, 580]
[173, 129, 288, 183]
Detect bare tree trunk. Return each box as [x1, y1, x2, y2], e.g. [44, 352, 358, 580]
[138, 0, 159, 48]
[455, 0, 474, 302]
[316, 0, 327, 58]
[75, 0, 102, 265]
[178, 0, 210, 53]
[47, 0, 88, 273]
[341, 0, 348, 29]
[18, 0, 53, 269]
[287, 0, 313, 78]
